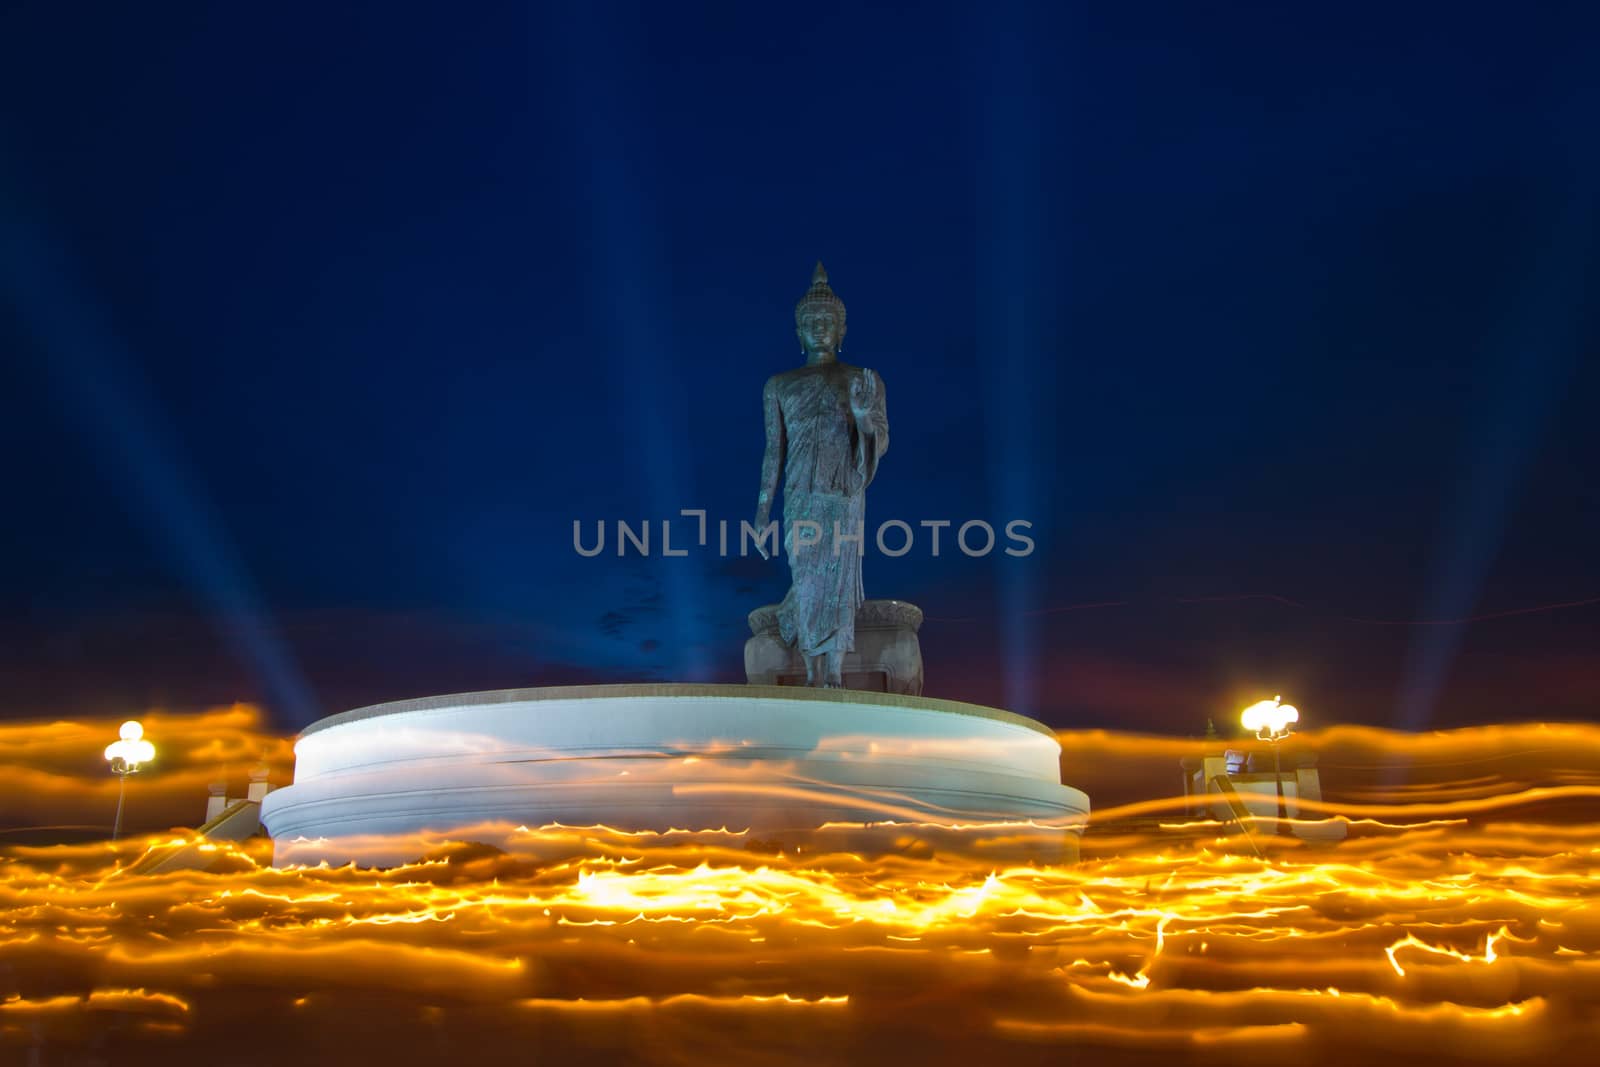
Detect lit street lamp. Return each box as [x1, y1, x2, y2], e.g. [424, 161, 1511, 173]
[104, 720, 155, 841]
[1240, 696, 1299, 834]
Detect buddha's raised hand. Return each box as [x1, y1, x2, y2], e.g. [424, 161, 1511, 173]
[849, 368, 878, 417]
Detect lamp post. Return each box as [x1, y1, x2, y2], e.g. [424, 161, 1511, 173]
[1240, 696, 1298, 835]
[104, 720, 155, 841]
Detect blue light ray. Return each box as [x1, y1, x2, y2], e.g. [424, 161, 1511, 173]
[1396, 188, 1594, 730]
[972, 10, 1047, 716]
[536, 6, 712, 680]
[0, 168, 320, 725]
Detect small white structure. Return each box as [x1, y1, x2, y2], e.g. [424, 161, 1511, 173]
[204, 763, 272, 823]
[261, 684, 1089, 866]
[1182, 748, 1347, 843]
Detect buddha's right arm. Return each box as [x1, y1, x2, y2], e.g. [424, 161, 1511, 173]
[756, 376, 785, 526]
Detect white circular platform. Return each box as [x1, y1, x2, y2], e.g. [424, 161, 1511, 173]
[261, 684, 1089, 864]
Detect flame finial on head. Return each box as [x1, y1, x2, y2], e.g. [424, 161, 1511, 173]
[795, 260, 846, 328]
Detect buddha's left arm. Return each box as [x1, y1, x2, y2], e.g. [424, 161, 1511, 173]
[853, 370, 888, 486]
[857, 370, 887, 451]
[871, 373, 887, 454]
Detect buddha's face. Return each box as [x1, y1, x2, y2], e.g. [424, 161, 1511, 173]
[798, 310, 844, 357]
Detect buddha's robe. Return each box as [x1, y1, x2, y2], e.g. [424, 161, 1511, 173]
[762, 362, 889, 657]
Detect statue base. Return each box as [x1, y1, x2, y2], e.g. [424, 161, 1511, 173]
[260, 684, 1089, 866]
[744, 599, 925, 695]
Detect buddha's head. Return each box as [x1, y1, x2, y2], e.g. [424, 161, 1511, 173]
[795, 261, 847, 361]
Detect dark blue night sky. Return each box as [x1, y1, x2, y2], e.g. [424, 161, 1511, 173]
[2, 1, 1597, 734]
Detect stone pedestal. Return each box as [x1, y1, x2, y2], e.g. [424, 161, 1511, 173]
[744, 599, 925, 695]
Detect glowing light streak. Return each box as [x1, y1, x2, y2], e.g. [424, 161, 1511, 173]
[0, 989, 191, 1015]
[2, 718, 1599, 1059]
[1088, 783, 1600, 822]
[515, 993, 850, 1010]
[1385, 927, 1508, 976]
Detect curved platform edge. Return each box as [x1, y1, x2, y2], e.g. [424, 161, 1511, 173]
[300, 683, 1059, 740]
